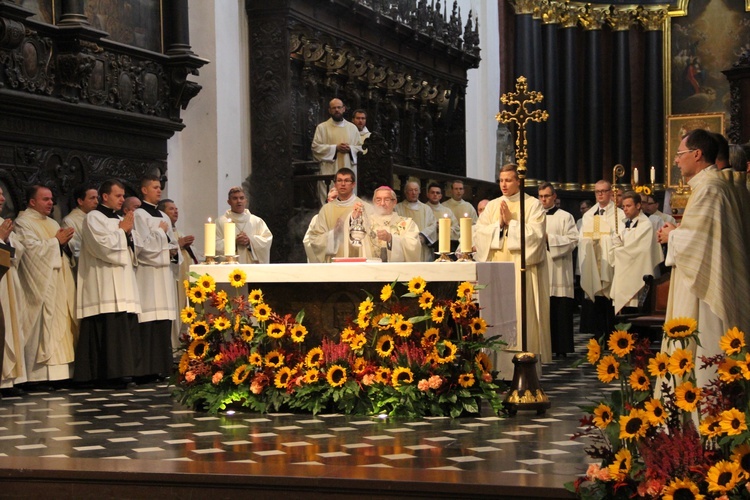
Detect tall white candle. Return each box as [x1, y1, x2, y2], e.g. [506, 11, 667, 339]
[650, 166, 656, 184]
[224, 221, 236, 256]
[633, 167, 639, 185]
[204, 218, 216, 257]
[438, 216, 451, 253]
[459, 215, 472, 253]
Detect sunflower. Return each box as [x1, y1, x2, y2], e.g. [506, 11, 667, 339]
[180, 306, 197, 324]
[188, 286, 208, 304]
[475, 352, 492, 373]
[700, 415, 723, 439]
[372, 313, 390, 330]
[303, 369, 320, 384]
[421, 327, 440, 348]
[248, 351, 263, 366]
[380, 284, 393, 302]
[719, 408, 748, 436]
[376, 335, 395, 357]
[606, 448, 632, 481]
[469, 317, 487, 336]
[706, 460, 742, 495]
[628, 367, 650, 392]
[431, 306, 446, 324]
[607, 330, 635, 357]
[644, 398, 667, 426]
[720, 327, 746, 355]
[305, 347, 324, 368]
[341, 327, 356, 343]
[264, 350, 284, 368]
[407, 276, 427, 295]
[718, 357, 743, 383]
[619, 408, 649, 440]
[229, 268, 247, 288]
[388, 313, 404, 325]
[358, 298, 374, 315]
[457, 281, 474, 299]
[326, 365, 347, 387]
[183, 279, 191, 295]
[189, 321, 210, 340]
[289, 325, 308, 343]
[668, 348, 694, 377]
[248, 289, 264, 304]
[178, 352, 190, 374]
[674, 382, 701, 412]
[418, 291, 434, 310]
[352, 357, 367, 375]
[731, 443, 750, 479]
[586, 339, 601, 365]
[391, 367, 414, 387]
[663, 317, 698, 339]
[213, 316, 231, 331]
[266, 323, 286, 339]
[592, 403, 614, 429]
[375, 367, 392, 385]
[596, 355, 619, 383]
[662, 478, 703, 500]
[648, 352, 670, 378]
[187, 339, 208, 359]
[458, 372, 475, 388]
[450, 302, 466, 320]
[253, 303, 272, 322]
[349, 334, 367, 350]
[232, 364, 252, 385]
[197, 274, 216, 294]
[394, 320, 413, 338]
[274, 367, 293, 389]
[240, 325, 255, 342]
[740, 353, 750, 380]
[435, 340, 457, 364]
[213, 290, 228, 310]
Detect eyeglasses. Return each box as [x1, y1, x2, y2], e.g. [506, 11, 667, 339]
[373, 197, 395, 204]
[594, 189, 611, 195]
[675, 149, 696, 158]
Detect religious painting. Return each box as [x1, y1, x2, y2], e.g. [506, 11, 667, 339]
[6, 0, 56, 24]
[665, 112, 724, 187]
[85, 0, 162, 53]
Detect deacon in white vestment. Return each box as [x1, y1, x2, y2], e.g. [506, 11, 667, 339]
[351, 186, 421, 263]
[443, 180, 478, 223]
[74, 180, 142, 384]
[215, 187, 272, 264]
[658, 130, 750, 389]
[426, 182, 460, 242]
[311, 99, 363, 203]
[538, 183, 578, 357]
[608, 192, 664, 315]
[133, 175, 178, 378]
[395, 181, 437, 262]
[475, 165, 551, 373]
[353, 109, 371, 141]
[14, 186, 76, 383]
[61, 185, 99, 276]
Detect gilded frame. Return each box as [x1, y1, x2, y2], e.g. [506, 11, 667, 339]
[665, 113, 724, 188]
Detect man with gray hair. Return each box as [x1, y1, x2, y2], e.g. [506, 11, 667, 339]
[395, 181, 437, 261]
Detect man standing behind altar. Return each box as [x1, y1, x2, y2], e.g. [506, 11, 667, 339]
[351, 186, 421, 262]
[474, 164, 551, 366]
[443, 180, 478, 223]
[395, 181, 437, 261]
[216, 187, 272, 264]
[426, 182, 459, 243]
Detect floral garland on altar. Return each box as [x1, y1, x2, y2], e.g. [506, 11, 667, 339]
[566, 319, 750, 499]
[171, 270, 506, 417]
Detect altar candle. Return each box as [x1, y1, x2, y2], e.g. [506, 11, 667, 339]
[204, 218, 216, 257]
[650, 166, 656, 184]
[459, 214, 472, 253]
[224, 221, 236, 256]
[633, 167, 639, 185]
[438, 215, 451, 253]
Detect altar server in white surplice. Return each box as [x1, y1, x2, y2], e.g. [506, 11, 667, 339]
[14, 185, 76, 384]
[426, 182, 460, 241]
[395, 181, 437, 262]
[608, 191, 664, 315]
[351, 186, 421, 263]
[538, 182, 578, 357]
[74, 180, 141, 385]
[475, 164, 551, 370]
[61, 185, 99, 276]
[133, 175, 178, 379]
[216, 187, 272, 264]
[304, 168, 365, 262]
[443, 180, 478, 223]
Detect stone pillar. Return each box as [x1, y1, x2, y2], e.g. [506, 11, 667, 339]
[559, 3, 581, 189]
[59, 0, 89, 26]
[164, 0, 193, 55]
[608, 6, 637, 184]
[541, 2, 563, 184]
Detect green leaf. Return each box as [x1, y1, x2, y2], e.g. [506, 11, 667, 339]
[295, 309, 305, 325]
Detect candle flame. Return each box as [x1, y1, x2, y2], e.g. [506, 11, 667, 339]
[207, 217, 212, 223]
[443, 214, 449, 218]
[464, 213, 468, 217]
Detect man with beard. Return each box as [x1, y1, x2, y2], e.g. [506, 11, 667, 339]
[215, 187, 272, 264]
[311, 98, 362, 204]
[352, 109, 371, 141]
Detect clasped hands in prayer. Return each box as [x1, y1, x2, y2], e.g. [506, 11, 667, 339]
[498, 200, 512, 228]
[0, 218, 13, 242]
[656, 222, 677, 244]
[55, 226, 75, 245]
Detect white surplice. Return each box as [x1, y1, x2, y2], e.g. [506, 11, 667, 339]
[0, 223, 27, 388]
[545, 208, 578, 299]
[443, 198, 478, 223]
[578, 201, 625, 301]
[216, 209, 273, 264]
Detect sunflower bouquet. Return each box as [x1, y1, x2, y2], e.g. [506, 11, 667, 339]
[566, 319, 750, 499]
[172, 272, 506, 417]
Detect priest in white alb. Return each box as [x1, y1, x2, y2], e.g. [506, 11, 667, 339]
[215, 186, 272, 264]
[475, 164, 551, 374]
[426, 182, 459, 244]
[395, 181, 437, 261]
[443, 180, 478, 223]
[61, 184, 99, 277]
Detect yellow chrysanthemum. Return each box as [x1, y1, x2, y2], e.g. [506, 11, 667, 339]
[668, 348, 694, 377]
[596, 355, 620, 383]
[607, 330, 635, 357]
[326, 365, 347, 387]
[586, 338, 600, 365]
[662, 478, 703, 500]
[305, 347, 324, 368]
[663, 317, 698, 339]
[720, 327, 746, 355]
[619, 408, 649, 440]
[418, 291, 434, 310]
[648, 352, 670, 378]
[290, 325, 308, 343]
[229, 268, 247, 288]
[240, 325, 255, 342]
[644, 398, 667, 426]
[391, 367, 414, 387]
[435, 340, 457, 364]
[421, 327, 440, 348]
[475, 352, 492, 373]
[718, 357, 743, 383]
[706, 460, 742, 494]
[700, 415, 723, 439]
[407, 276, 427, 295]
[253, 303, 272, 322]
[674, 382, 701, 412]
[628, 367, 650, 392]
[178, 352, 190, 374]
[375, 367, 392, 385]
[607, 448, 632, 482]
[349, 334, 367, 350]
[358, 298, 374, 315]
[213, 316, 231, 331]
[380, 284, 393, 302]
[592, 403, 614, 429]
[197, 274, 216, 294]
[248, 352, 263, 366]
[180, 306, 197, 324]
[431, 306, 445, 324]
[341, 327, 356, 343]
[468, 317, 487, 336]
[266, 323, 286, 339]
[394, 320, 413, 338]
[187, 339, 208, 360]
[303, 369, 320, 384]
[731, 443, 750, 479]
[188, 286, 208, 304]
[376, 335, 395, 357]
[264, 350, 284, 368]
[458, 372, 475, 388]
[457, 281, 474, 299]
[248, 289, 264, 305]
[274, 367, 293, 389]
[719, 408, 748, 436]
[232, 364, 252, 385]
[189, 321, 210, 340]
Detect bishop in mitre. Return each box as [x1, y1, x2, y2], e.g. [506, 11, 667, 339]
[395, 181, 437, 261]
[216, 186, 272, 264]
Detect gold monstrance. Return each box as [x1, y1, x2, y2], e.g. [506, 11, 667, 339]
[495, 76, 551, 415]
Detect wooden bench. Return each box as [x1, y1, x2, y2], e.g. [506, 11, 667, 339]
[616, 272, 670, 345]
